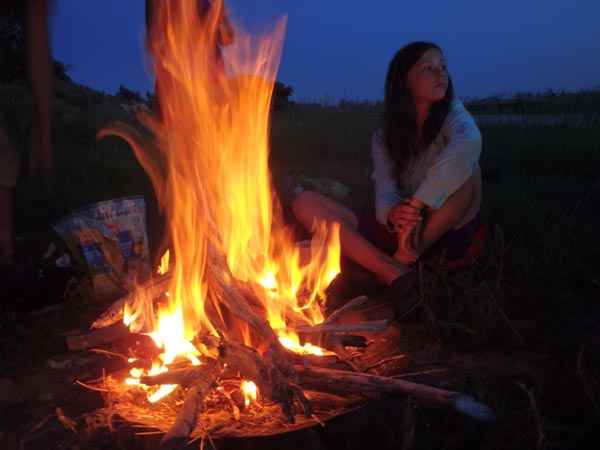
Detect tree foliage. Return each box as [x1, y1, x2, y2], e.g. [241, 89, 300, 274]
[272, 81, 294, 110]
[116, 85, 143, 102]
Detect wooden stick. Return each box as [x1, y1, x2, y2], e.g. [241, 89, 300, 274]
[90, 273, 173, 329]
[66, 323, 130, 351]
[297, 366, 495, 422]
[324, 295, 368, 324]
[205, 243, 295, 378]
[287, 319, 389, 335]
[218, 340, 311, 423]
[320, 334, 363, 372]
[139, 364, 216, 387]
[159, 361, 221, 450]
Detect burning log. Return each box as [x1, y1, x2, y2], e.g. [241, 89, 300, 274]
[66, 322, 130, 351]
[159, 360, 221, 450]
[205, 243, 296, 378]
[216, 339, 311, 424]
[90, 273, 173, 329]
[297, 366, 496, 422]
[139, 365, 215, 387]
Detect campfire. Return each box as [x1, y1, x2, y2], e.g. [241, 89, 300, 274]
[83, 1, 494, 447]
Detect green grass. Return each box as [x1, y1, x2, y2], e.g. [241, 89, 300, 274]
[268, 102, 600, 449]
[3, 81, 600, 448]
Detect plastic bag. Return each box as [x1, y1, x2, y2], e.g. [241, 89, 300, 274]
[52, 196, 151, 299]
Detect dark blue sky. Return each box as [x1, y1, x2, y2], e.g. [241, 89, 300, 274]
[50, 0, 600, 102]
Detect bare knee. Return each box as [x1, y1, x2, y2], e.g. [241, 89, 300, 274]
[292, 190, 359, 232]
[291, 190, 322, 222]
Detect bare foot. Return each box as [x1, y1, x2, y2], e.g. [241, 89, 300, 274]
[393, 248, 417, 266]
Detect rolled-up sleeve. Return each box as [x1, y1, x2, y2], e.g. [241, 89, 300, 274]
[412, 101, 482, 210]
[371, 130, 403, 226]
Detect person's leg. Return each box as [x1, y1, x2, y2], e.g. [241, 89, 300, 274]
[25, 0, 54, 188]
[0, 122, 21, 266]
[414, 166, 482, 256]
[292, 191, 411, 285]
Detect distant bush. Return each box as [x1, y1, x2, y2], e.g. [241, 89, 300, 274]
[464, 88, 600, 115]
[272, 81, 294, 110]
[53, 80, 134, 144]
[116, 85, 143, 103]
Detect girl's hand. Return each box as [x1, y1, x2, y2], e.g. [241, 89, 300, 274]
[387, 198, 423, 233]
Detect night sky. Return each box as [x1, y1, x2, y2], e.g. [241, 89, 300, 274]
[50, 0, 600, 102]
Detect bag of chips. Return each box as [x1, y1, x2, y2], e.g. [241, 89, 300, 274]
[52, 196, 151, 300]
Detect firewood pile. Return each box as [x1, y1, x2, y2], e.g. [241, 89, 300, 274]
[77, 244, 494, 449]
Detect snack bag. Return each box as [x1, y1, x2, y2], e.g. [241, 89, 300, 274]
[73, 196, 151, 278]
[52, 196, 151, 300]
[52, 214, 125, 300]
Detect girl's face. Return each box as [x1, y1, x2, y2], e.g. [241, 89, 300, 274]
[406, 48, 448, 105]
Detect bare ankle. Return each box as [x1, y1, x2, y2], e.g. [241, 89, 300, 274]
[393, 249, 417, 266]
[379, 260, 412, 286]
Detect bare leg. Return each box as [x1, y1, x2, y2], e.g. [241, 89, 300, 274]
[399, 166, 482, 259]
[26, 0, 54, 188]
[0, 187, 14, 266]
[292, 191, 411, 285]
[0, 119, 19, 266]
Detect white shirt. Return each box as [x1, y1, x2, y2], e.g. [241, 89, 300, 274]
[371, 100, 482, 226]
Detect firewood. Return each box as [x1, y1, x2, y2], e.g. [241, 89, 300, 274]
[218, 340, 312, 423]
[205, 243, 296, 378]
[287, 319, 389, 335]
[159, 360, 221, 450]
[320, 334, 363, 372]
[139, 363, 217, 387]
[297, 366, 496, 422]
[66, 322, 130, 351]
[90, 273, 173, 329]
[324, 295, 368, 324]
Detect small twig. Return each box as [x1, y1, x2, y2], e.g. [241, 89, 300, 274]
[75, 380, 112, 393]
[311, 412, 326, 427]
[321, 334, 363, 372]
[324, 295, 368, 323]
[391, 367, 448, 378]
[364, 354, 406, 372]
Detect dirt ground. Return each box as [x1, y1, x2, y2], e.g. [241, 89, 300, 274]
[1, 264, 599, 450]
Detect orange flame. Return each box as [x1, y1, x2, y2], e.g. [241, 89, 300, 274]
[241, 380, 258, 407]
[100, 0, 340, 398]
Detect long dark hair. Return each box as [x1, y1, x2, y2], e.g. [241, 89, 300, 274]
[382, 41, 454, 179]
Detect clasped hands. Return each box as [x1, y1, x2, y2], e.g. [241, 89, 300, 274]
[387, 198, 425, 263]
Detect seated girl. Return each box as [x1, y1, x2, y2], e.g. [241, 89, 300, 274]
[291, 41, 482, 312]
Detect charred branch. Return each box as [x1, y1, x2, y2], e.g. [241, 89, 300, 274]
[159, 360, 221, 450]
[66, 323, 130, 351]
[205, 243, 296, 378]
[324, 295, 368, 324]
[297, 366, 495, 421]
[90, 273, 173, 329]
[218, 340, 311, 423]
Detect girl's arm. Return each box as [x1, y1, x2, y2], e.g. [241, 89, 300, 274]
[371, 130, 403, 227]
[412, 101, 482, 210]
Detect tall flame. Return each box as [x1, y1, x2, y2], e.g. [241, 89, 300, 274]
[100, 0, 340, 377]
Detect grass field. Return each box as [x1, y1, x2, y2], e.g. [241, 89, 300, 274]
[2, 80, 600, 449]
